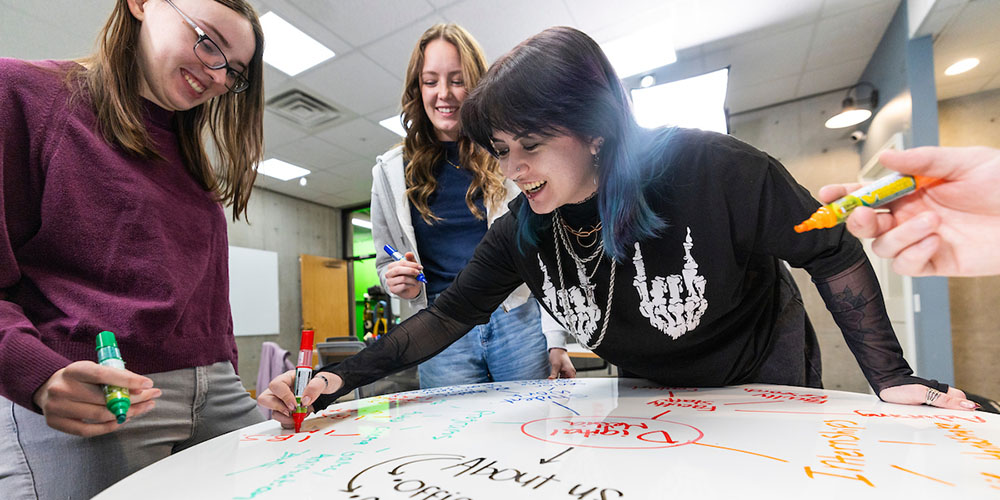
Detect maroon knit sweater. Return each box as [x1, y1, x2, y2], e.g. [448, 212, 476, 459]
[0, 58, 238, 412]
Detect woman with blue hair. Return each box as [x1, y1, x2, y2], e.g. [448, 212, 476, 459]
[260, 26, 976, 418]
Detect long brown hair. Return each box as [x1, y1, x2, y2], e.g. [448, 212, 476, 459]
[401, 23, 504, 224]
[68, 0, 264, 220]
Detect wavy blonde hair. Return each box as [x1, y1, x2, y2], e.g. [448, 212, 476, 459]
[67, 0, 264, 220]
[401, 23, 504, 224]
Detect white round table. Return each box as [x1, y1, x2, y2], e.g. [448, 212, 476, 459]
[95, 379, 1000, 499]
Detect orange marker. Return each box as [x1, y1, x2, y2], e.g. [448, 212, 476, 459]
[292, 328, 314, 433]
[795, 172, 939, 233]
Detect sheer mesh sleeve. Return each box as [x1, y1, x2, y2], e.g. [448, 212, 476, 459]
[311, 213, 527, 410]
[312, 307, 477, 408]
[813, 257, 949, 396]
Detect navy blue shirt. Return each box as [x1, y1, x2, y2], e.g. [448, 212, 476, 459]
[410, 142, 488, 296]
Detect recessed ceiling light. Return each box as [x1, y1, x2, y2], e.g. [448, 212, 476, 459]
[299, 177, 308, 187]
[601, 21, 677, 78]
[258, 158, 311, 181]
[944, 58, 979, 76]
[378, 115, 406, 137]
[260, 12, 335, 76]
[639, 75, 656, 88]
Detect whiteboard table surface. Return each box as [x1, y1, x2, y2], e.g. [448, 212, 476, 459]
[95, 379, 1000, 499]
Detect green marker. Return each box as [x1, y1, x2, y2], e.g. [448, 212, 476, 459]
[95, 331, 130, 424]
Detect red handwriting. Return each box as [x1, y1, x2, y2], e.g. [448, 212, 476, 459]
[240, 428, 360, 443]
[522, 416, 703, 450]
[743, 388, 828, 404]
[647, 398, 716, 411]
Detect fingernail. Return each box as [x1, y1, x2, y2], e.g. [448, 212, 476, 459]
[960, 400, 977, 409]
[302, 396, 311, 407]
[141, 379, 154, 389]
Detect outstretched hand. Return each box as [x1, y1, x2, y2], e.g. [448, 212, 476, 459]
[257, 370, 343, 429]
[878, 383, 977, 411]
[819, 146, 1000, 277]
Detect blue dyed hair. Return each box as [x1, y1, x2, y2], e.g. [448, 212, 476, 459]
[461, 26, 668, 261]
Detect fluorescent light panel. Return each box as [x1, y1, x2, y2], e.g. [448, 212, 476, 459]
[379, 115, 406, 137]
[944, 58, 979, 76]
[601, 22, 677, 78]
[260, 12, 335, 76]
[352, 218, 373, 229]
[258, 158, 311, 181]
[631, 68, 729, 134]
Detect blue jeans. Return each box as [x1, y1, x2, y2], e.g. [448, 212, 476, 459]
[418, 296, 550, 389]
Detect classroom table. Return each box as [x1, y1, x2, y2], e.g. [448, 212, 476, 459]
[95, 378, 1000, 499]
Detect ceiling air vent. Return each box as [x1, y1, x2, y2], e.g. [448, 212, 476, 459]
[266, 89, 341, 129]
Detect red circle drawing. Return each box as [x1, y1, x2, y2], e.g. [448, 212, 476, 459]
[520, 416, 704, 449]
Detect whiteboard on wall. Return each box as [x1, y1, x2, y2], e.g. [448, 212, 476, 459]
[228, 246, 280, 336]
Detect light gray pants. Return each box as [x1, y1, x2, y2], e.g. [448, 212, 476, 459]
[0, 361, 263, 500]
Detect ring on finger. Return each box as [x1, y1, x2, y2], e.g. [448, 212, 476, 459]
[924, 388, 944, 405]
[315, 373, 330, 389]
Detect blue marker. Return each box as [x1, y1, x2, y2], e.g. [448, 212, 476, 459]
[383, 244, 427, 283]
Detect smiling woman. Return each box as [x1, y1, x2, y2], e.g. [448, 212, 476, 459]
[0, 0, 268, 497]
[259, 26, 979, 426]
[349, 23, 568, 398]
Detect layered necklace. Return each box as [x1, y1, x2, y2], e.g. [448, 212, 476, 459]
[552, 210, 616, 349]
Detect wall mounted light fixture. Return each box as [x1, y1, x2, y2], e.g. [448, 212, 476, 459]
[825, 82, 879, 129]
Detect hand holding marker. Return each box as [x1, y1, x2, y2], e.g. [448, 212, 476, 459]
[795, 172, 940, 233]
[384, 244, 427, 283]
[292, 328, 314, 433]
[95, 331, 130, 424]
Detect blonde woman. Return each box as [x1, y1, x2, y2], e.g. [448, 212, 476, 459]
[0, 0, 266, 496]
[369, 24, 570, 389]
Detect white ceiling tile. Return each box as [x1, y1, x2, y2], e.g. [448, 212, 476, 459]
[727, 75, 800, 113]
[439, 0, 576, 63]
[298, 51, 403, 116]
[314, 117, 403, 160]
[270, 135, 364, 172]
[797, 57, 869, 97]
[674, 0, 824, 51]
[984, 74, 1000, 92]
[301, 170, 354, 196]
[718, 25, 814, 88]
[427, 0, 462, 7]
[361, 13, 449, 78]
[936, 75, 990, 101]
[934, 0, 1000, 50]
[263, 111, 309, 150]
[262, 66, 289, 100]
[286, 0, 435, 47]
[562, 0, 667, 37]
[806, 1, 898, 70]
[821, 0, 899, 17]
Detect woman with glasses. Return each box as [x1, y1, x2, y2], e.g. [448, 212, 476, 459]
[366, 24, 569, 390]
[260, 26, 978, 425]
[0, 0, 264, 497]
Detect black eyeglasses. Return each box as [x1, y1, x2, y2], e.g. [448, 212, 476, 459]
[164, 0, 249, 93]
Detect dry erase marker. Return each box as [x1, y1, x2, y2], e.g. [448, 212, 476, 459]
[383, 244, 427, 283]
[794, 172, 940, 233]
[292, 328, 314, 433]
[95, 331, 130, 424]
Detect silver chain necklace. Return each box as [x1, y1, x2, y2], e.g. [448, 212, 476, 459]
[552, 211, 615, 349]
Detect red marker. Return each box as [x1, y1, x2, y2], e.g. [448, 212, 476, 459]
[292, 329, 314, 433]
